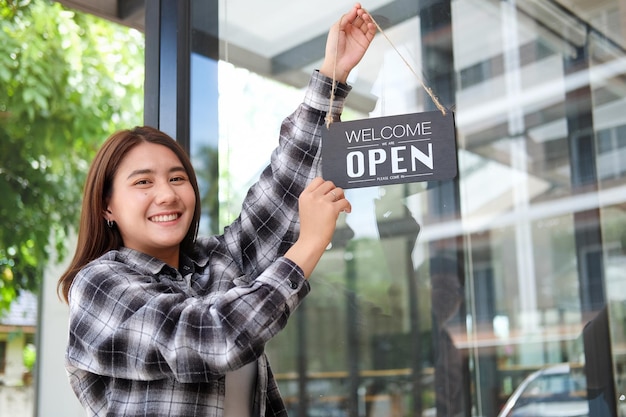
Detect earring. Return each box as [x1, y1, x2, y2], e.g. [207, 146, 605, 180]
[106, 219, 115, 229]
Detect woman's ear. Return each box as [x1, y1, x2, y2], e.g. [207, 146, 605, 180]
[103, 209, 116, 229]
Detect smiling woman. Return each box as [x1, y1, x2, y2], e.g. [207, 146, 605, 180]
[54, 5, 376, 417]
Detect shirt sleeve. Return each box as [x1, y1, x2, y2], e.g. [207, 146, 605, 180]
[222, 71, 351, 280]
[66, 256, 310, 383]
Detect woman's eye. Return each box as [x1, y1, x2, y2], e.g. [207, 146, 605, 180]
[135, 179, 150, 185]
[171, 176, 186, 183]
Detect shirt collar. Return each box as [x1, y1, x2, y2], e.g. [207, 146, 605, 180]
[116, 245, 207, 277]
[117, 247, 173, 276]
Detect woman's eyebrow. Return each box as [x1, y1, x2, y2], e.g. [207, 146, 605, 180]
[127, 168, 153, 179]
[126, 166, 186, 179]
[169, 166, 187, 174]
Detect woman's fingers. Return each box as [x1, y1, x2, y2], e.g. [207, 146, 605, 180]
[299, 178, 351, 243]
[304, 178, 351, 212]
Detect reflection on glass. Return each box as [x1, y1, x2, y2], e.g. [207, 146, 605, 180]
[498, 363, 589, 417]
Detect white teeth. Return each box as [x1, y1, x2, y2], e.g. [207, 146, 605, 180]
[151, 214, 178, 222]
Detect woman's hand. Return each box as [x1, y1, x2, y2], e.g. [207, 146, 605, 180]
[319, 3, 377, 83]
[284, 177, 351, 278]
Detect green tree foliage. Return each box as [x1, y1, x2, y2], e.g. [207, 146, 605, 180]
[0, 0, 144, 311]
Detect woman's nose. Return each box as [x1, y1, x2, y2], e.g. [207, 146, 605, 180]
[155, 181, 179, 204]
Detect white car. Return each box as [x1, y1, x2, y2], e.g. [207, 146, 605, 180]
[497, 363, 589, 417]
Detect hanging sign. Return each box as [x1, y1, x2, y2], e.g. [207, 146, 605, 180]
[322, 111, 457, 189]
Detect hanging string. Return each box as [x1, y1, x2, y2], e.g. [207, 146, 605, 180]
[325, 34, 340, 129]
[367, 10, 448, 116]
[326, 8, 448, 128]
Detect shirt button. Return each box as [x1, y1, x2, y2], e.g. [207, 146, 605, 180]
[289, 280, 298, 289]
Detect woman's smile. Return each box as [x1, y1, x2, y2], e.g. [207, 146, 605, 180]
[149, 212, 181, 223]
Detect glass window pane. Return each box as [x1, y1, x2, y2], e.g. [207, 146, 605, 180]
[204, 1, 626, 416]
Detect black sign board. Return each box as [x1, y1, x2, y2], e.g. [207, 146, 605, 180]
[322, 111, 457, 189]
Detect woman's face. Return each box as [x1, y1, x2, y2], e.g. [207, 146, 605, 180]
[105, 142, 196, 264]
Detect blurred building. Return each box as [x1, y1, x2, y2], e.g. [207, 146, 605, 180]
[0, 291, 36, 415]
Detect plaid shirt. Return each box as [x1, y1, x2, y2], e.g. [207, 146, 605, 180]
[65, 71, 351, 417]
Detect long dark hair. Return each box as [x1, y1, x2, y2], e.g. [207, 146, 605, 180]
[57, 126, 201, 303]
